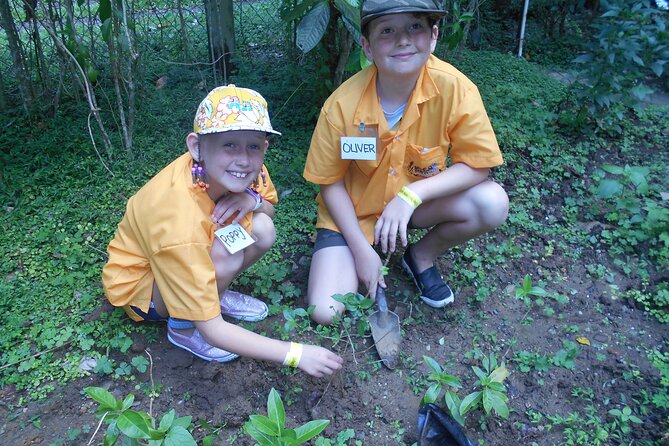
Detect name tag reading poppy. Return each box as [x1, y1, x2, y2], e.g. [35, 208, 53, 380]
[215, 223, 255, 254]
[341, 137, 377, 160]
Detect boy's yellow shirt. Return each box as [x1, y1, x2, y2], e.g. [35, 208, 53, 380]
[102, 152, 278, 321]
[304, 54, 503, 243]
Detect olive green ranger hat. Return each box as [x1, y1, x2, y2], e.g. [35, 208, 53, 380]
[361, 0, 447, 28]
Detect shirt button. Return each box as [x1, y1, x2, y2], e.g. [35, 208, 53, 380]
[389, 168, 396, 176]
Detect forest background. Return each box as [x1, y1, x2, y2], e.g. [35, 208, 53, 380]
[0, 0, 668, 445]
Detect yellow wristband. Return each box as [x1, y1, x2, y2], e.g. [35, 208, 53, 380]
[282, 342, 303, 368]
[397, 186, 422, 209]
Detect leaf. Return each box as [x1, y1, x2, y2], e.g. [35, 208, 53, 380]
[423, 355, 442, 374]
[601, 164, 625, 175]
[472, 366, 488, 382]
[631, 83, 654, 100]
[85, 387, 118, 411]
[444, 391, 465, 426]
[243, 421, 276, 446]
[248, 415, 279, 436]
[164, 426, 197, 446]
[597, 179, 623, 199]
[460, 391, 482, 415]
[422, 383, 442, 405]
[573, 53, 593, 64]
[335, 0, 361, 44]
[576, 337, 591, 346]
[159, 409, 176, 432]
[280, 0, 319, 22]
[489, 365, 509, 383]
[101, 18, 113, 43]
[117, 411, 153, 439]
[488, 391, 510, 419]
[296, 1, 330, 53]
[98, 0, 112, 22]
[267, 388, 285, 433]
[294, 419, 330, 443]
[171, 416, 192, 430]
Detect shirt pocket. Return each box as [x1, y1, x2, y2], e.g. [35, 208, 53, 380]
[404, 144, 446, 179]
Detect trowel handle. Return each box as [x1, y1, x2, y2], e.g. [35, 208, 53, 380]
[376, 287, 389, 313]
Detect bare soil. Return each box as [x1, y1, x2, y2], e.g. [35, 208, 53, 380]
[0, 228, 667, 446]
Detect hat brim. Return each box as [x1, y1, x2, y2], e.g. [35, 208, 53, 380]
[361, 8, 446, 28]
[199, 125, 282, 137]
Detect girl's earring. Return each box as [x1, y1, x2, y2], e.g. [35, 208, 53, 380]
[192, 160, 210, 192]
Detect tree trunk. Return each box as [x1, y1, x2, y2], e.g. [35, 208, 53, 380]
[455, 0, 478, 57]
[0, 69, 7, 111]
[205, 0, 235, 84]
[0, 0, 34, 113]
[333, 28, 353, 89]
[176, 0, 192, 62]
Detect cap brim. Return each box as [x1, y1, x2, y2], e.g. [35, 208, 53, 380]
[361, 8, 446, 28]
[199, 126, 282, 137]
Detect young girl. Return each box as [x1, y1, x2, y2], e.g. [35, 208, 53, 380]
[102, 85, 343, 377]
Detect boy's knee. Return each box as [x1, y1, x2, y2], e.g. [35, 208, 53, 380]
[310, 302, 343, 326]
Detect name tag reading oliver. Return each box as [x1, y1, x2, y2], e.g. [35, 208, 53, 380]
[215, 223, 255, 254]
[341, 137, 377, 160]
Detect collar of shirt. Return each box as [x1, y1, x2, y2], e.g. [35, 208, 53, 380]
[352, 55, 441, 136]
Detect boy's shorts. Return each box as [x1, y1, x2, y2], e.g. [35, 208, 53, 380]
[313, 219, 421, 253]
[127, 302, 167, 322]
[313, 229, 348, 252]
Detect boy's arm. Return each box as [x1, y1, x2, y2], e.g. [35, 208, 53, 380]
[375, 163, 489, 253]
[195, 317, 343, 377]
[321, 180, 385, 297]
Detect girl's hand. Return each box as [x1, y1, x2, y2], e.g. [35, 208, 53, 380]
[298, 345, 344, 377]
[212, 191, 255, 225]
[374, 195, 414, 254]
[353, 244, 385, 298]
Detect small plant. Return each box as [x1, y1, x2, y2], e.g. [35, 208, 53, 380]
[515, 275, 548, 306]
[85, 387, 196, 445]
[243, 388, 329, 445]
[608, 406, 643, 442]
[422, 353, 510, 426]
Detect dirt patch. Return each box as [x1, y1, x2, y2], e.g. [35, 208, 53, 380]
[0, 238, 667, 445]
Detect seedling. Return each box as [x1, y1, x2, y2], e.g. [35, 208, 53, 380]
[85, 387, 196, 445]
[243, 388, 329, 445]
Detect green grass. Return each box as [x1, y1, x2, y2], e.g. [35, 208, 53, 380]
[1, 38, 668, 446]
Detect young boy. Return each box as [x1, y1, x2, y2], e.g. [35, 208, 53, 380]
[303, 0, 509, 324]
[103, 85, 343, 377]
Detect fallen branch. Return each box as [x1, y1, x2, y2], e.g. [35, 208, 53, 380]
[0, 339, 73, 371]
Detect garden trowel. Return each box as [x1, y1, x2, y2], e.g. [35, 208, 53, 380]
[369, 287, 401, 369]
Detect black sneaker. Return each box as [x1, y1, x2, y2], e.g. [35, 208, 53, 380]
[402, 245, 454, 308]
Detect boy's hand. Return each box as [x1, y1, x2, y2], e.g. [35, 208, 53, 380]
[298, 345, 344, 378]
[374, 196, 414, 254]
[353, 245, 386, 298]
[211, 192, 256, 225]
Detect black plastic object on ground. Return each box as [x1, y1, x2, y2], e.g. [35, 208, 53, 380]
[418, 404, 476, 446]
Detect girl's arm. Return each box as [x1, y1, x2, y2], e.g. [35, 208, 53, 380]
[194, 316, 343, 377]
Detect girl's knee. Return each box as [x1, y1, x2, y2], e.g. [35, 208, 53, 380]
[211, 241, 244, 278]
[252, 213, 276, 251]
[476, 182, 509, 229]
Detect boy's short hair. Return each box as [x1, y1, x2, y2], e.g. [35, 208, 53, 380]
[361, 0, 446, 36]
[193, 85, 281, 136]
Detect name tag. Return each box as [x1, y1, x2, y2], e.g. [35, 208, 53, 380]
[341, 137, 377, 160]
[214, 223, 255, 254]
